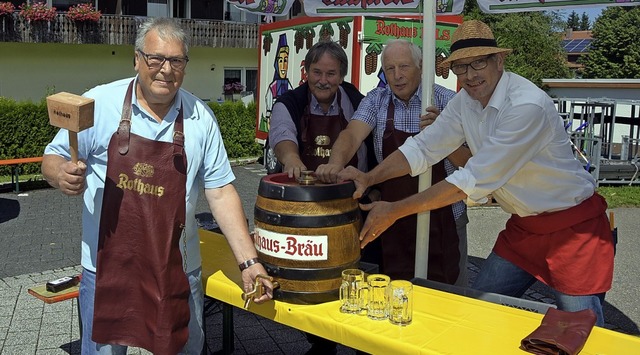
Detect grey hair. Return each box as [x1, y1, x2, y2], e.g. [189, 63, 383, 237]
[304, 40, 349, 79]
[380, 39, 422, 68]
[135, 17, 190, 55]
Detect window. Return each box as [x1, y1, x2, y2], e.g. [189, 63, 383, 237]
[246, 69, 257, 96]
[223, 68, 257, 99]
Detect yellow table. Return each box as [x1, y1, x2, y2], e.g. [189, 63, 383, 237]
[200, 229, 640, 354]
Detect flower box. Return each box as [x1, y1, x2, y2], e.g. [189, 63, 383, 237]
[19, 2, 56, 22]
[66, 3, 101, 22]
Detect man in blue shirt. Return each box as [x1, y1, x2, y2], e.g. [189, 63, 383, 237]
[42, 18, 273, 354]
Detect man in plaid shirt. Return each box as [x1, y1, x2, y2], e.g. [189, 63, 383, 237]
[316, 39, 471, 286]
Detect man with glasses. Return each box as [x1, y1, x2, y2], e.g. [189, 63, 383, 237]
[316, 39, 472, 286]
[337, 20, 615, 326]
[42, 18, 274, 353]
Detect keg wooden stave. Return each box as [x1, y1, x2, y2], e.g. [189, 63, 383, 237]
[254, 173, 361, 304]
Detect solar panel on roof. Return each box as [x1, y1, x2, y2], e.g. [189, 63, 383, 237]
[562, 39, 592, 53]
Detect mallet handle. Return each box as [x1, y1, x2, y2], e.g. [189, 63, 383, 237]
[69, 131, 78, 164]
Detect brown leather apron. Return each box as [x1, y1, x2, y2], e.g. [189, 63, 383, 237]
[92, 81, 191, 354]
[378, 99, 460, 282]
[299, 90, 357, 171]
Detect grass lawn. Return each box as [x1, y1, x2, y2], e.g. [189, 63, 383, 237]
[596, 186, 640, 208]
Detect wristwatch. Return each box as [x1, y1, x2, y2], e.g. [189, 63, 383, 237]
[238, 257, 260, 271]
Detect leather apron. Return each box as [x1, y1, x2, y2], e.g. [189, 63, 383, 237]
[378, 99, 460, 282]
[299, 90, 357, 171]
[92, 81, 191, 354]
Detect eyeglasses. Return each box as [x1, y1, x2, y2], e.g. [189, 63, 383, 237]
[450, 55, 493, 75]
[137, 50, 189, 71]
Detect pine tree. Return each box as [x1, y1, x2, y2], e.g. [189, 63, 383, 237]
[566, 11, 580, 30]
[579, 13, 591, 30]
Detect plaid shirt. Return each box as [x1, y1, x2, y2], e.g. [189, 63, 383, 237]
[353, 84, 465, 219]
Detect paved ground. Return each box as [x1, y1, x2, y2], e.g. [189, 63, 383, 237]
[0, 163, 638, 354]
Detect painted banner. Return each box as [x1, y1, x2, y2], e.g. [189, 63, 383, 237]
[474, 0, 639, 14]
[304, 0, 423, 16]
[227, 0, 295, 17]
[229, 0, 639, 17]
[254, 16, 461, 143]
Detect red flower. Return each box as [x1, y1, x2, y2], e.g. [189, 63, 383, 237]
[19, 2, 57, 22]
[66, 3, 100, 22]
[0, 2, 15, 16]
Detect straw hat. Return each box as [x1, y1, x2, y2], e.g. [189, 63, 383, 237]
[439, 20, 512, 68]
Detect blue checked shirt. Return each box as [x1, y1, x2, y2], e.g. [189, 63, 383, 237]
[353, 84, 465, 220]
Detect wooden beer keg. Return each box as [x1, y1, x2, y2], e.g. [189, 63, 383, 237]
[254, 172, 361, 304]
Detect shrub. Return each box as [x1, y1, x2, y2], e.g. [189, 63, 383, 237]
[209, 101, 262, 158]
[0, 97, 58, 176]
[0, 98, 261, 176]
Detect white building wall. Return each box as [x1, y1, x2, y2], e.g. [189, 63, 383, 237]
[0, 43, 258, 102]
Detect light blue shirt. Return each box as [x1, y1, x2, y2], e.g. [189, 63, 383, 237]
[44, 77, 235, 272]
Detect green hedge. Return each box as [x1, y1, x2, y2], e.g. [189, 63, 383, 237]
[0, 97, 58, 176]
[212, 100, 263, 159]
[0, 98, 262, 176]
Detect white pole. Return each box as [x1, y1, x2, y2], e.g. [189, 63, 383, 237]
[414, 0, 436, 279]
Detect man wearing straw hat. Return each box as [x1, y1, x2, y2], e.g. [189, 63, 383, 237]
[337, 20, 615, 326]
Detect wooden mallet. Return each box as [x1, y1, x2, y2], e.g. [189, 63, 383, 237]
[46, 92, 94, 164]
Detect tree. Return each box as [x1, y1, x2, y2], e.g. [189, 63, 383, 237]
[463, 3, 572, 86]
[581, 7, 640, 79]
[579, 13, 591, 30]
[566, 11, 580, 29]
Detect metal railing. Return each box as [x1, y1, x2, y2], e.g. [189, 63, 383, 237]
[557, 97, 640, 185]
[0, 13, 258, 48]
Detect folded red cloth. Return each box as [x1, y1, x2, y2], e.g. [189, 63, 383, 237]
[520, 308, 597, 355]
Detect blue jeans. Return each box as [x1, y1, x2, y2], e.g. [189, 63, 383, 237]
[79, 267, 204, 354]
[472, 252, 606, 326]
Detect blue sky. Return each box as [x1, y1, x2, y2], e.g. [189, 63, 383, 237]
[559, 6, 605, 22]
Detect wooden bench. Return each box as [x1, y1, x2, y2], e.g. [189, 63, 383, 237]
[0, 156, 44, 193]
[28, 274, 82, 338]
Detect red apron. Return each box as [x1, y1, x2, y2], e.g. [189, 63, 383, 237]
[92, 81, 191, 354]
[493, 193, 614, 295]
[377, 99, 460, 282]
[299, 90, 357, 171]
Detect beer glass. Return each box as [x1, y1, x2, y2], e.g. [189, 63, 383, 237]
[387, 280, 413, 325]
[366, 274, 390, 320]
[339, 268, 365, 314]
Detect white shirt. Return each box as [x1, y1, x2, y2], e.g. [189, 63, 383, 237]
[399, 72, 595, 217]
